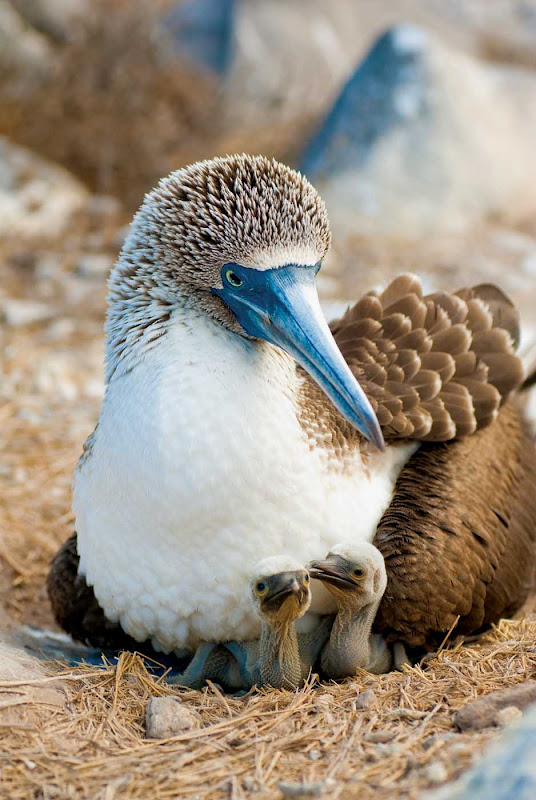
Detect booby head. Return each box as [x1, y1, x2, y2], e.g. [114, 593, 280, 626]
[249, 556, 312, 624]
[307, 542, 387, 608]
[111, 154, 383, 448]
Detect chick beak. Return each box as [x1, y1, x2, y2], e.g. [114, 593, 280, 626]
[307, 558, 355, 589]
[263, 574, 305, 610]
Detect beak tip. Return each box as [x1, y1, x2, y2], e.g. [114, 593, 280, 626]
[360, 411, 385, 452]
[371, 427, 386, 452]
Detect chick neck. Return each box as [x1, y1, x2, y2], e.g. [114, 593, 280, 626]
[258, 606, 303, 690]
[321, 592, 380, 680]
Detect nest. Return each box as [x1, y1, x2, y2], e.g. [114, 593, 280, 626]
[0, 620, 535, 800]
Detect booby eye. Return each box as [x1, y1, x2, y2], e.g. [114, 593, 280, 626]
[303, 574, 310, 584]
[353, 568, 365, 579]
[255, 581, 267, 595]
[224, 269, 243, 288]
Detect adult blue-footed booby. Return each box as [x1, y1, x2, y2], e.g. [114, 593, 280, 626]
[48, 154, 536, 659]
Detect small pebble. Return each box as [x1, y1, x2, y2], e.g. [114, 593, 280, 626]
[425, 762, 448, 784]
[374, 742, 402, 756]
[145, 696, 201, 739]
[279, 779, 335, 798]
[391, 707, 427, 720]
[45, 318, 76, 341]
[521, 254, 536, 276]
[354, 689, 376, 709]
[364, 729, 393, 744]
[449, 742, 473, 759]
[307, 749, 321, 761]
[494, 706, 523, 727]
[455, 680, 536, 731]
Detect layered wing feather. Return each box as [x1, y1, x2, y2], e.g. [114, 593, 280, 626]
[330, 274, 525, 441]
[372, 403, 536, 650]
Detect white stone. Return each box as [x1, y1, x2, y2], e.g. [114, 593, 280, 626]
[145, 696, 201, 739]
[309, 32, 536, 238]
[494, 706, 523, 727]
[426, 762, 449, 784]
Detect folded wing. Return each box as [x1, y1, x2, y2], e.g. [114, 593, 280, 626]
[330, 274, 524, 441]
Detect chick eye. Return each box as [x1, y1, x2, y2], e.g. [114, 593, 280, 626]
[303, 574, 310, 584]
[353, 568, 365, 578]
[225, 269, 243, 288]
[256, 581, 267, 594]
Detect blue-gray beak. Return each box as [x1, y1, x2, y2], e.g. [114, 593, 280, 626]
[213, 263, 384, 450]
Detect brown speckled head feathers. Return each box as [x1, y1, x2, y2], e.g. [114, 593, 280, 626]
[133, 154, 331, 283]
[105, 154, 331, 380]
[329, 274, 524, 442]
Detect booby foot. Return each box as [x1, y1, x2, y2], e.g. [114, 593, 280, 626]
[167, 642, 232, 690]
[367, 633, 393, 674]
[393, 641, 412, 671]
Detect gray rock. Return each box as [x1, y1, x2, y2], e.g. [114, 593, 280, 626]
[145, 696, 201, 739]
[10, 0, 86, 43]
[225, 0, 536, 129]
[279, 779, 336, 798]
[0, 0, 51, 82]
[0, 137, 89, 240]
[455, 681, 536, 731]
[299, 25, 536, 238]
[354, 688, 376, 709]
[424, 703, 536, 800]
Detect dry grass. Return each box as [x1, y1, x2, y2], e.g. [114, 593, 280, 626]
[1, 622, 536, 800]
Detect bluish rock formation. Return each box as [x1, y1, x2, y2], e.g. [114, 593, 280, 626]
[299, 24, 431, 182]
[162, 0, 235, 76]
[296, 23, 536, 237]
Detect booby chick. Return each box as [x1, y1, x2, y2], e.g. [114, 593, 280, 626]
[171, 556, 330, 690]
[309, 543, 392, 678]
[49, 153, 536, 659]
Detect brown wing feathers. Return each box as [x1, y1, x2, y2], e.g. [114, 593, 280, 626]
[330, 274, 525, 442]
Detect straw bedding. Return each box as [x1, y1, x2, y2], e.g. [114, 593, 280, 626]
[1, 624, 536, 800]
